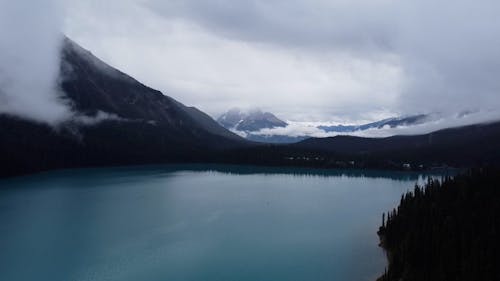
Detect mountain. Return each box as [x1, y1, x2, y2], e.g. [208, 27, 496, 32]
[217, 108, 288, 132]
[0, 38, 249, 178]
[61, 38, 244, 142]
[217, 111, 432, 144]
[318, 114, 429, 133]
[2, 38, 500, 178]
[293, 121, 500, 167]
[215, 120, 500, 169]
[217, 108, 298, 143]
[253, 114, 431, 143]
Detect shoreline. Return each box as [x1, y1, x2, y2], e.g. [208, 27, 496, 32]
[376, 229, 391, 281]
[0, 160, 457, 180]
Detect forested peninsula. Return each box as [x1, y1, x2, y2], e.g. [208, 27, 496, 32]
[377, 169, 500, 281]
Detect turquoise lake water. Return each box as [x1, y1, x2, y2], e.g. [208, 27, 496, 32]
[0, 165, 434, 281]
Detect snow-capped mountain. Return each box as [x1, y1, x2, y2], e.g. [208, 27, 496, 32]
[216, 109, 435, 143]
[318, 114, 430, 133]
[217, 108, 288, 132]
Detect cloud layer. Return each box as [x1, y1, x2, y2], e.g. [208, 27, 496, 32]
[253, 110, 500, 139]
[1, 0, 500, 127]
[0, 0, 71, 124]
[63, 0, 500, 123]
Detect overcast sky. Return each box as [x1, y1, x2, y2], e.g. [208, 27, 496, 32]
[1, 0, 500, 124]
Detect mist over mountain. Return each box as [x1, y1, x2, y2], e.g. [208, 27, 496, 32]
[242, 110, 500, 143]
[224, 121, 500, 170]
[217, 110, 437, 143]
[59, 37, 242, 142]
[217, 108, 297, 142]
[0, 0, 70, 124]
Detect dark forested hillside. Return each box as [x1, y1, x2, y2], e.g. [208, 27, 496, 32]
[377, 169, 500, 281]
[292, 121, 500, 167]
[60, 38, 244, 143]
[0, 38, 250, 178]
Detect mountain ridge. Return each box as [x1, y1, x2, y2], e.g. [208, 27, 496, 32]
[61, 38, 244, 142]
[318, 114, 430, 133]
[0, 38, 250, 178]
[217, 120, 500, 169]
[1, 38, 500, 178]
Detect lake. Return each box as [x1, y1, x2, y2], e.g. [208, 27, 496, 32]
[0, 165, 436, 281]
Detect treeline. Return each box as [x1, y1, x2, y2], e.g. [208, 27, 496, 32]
[377, 169, 500, 281]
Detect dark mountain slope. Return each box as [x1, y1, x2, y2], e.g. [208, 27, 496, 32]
[61, 38, 244, 143]
[293, 121, 500, 166]
[217, 121, 500, 169]
[178, 104, 242, 141]
[0, 38, 249, 178]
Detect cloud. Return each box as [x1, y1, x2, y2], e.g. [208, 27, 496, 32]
[149, 0, 500, 116]
[350, 110, 500, 138]
[393, 0, 500, 115]
[254, 121, 328, 138]
[63, 0, 404, 122]
[0, 0, 71, 124]
[144, 0, 398, 52]
[72, 111, 125, 126]
[64, 0, 500, 123]
[3, 0, 497, 127]
[253, 110, 500, 139]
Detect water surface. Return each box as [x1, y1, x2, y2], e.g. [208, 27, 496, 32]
[0, 165, 433, 281]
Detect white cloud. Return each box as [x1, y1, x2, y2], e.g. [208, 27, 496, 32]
[252, 110, 500, 139]
[0, 0, 71, 124]
[63, 0, 500, 123]
[352, 110, 500, 138]
[64, 0, 403, 121]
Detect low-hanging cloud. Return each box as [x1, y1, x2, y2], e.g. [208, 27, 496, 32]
[0, 0, 72, 124]
[252, 110, 500, 139]
[3, 0, 498, 128]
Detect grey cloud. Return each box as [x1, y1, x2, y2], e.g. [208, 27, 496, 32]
[143, 0, 500, 119]
[394, 0, 500, 115]
[145, 0, 397, 53]
[0, 0, 71, 124]
[0, 0, 490, 131]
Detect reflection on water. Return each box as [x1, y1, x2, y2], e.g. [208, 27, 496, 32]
[0, 165, 449, 281]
